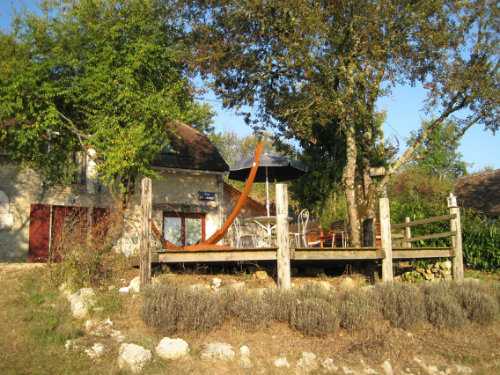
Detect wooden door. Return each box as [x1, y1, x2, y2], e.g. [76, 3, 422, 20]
[28, 204, 51, 263]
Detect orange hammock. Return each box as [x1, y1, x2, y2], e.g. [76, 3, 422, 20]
[151, 142, 264, 250]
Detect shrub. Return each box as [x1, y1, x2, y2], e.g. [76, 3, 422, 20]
[49, 206, 129, 289]
[177, 287, 228, 332]
[140, 280, 184, 335]
[261, 288, 295, 323]
[338, 288, 378, 333]
[462, 213, 500, 272]
[423, 283, 467, 328]
[295, 281, 337, 304]
[230, 291, 272, 331]
[453, 281, 500, 325]
[375, 283, 426, 329]
[290, 298, 339, 337]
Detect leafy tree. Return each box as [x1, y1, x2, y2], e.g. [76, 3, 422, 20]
[183, 0, 499, 245]
[408, 120, 470, 180]
[0, 0, 211, 204]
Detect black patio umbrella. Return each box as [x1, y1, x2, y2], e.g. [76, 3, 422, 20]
[228, 153, 307, 217]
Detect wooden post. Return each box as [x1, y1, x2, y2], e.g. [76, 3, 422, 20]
[379, 197, 393, 283]
[449, 197, 464, 281]
[404, 217, 411, 248]
[276, 184, 291, 290]
[140, 178, 152, 290]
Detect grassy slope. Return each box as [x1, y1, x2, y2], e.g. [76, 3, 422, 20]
[0, 265, 499, 375]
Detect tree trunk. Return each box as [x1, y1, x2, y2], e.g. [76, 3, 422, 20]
[344, 123, 361, 246]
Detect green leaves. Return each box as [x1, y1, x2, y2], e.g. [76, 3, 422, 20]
[0, 0, 212, 201]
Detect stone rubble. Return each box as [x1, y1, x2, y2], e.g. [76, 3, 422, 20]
[274, 356, 291, 368]
[118, 343, 153, 374]
[201, 342, 235, 361]
[155, 337, 190, 360]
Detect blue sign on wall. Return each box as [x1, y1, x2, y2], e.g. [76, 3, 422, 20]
[198, 191, 216, 202]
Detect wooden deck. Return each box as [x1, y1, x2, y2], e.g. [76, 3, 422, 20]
[132, 246, 454, 266]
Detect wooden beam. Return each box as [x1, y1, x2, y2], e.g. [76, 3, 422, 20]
[403, 231, 457, 243]
[276, 184, 291, 290]
[393, 248, 454, 259]
[450, 205, 464, 281]
[294, 249, 384, 260]
[392, 214, 456, 229]
[140, 178, 152, 291]
[157, 249, 277, 263]
[379, 198, 393, 283]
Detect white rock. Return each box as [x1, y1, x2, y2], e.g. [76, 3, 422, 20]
[239, 355, 253, 369]
[128, 277, 141, 293]
[201, 342, 235, 361]
[119, 287, 130, 293]
[118, 343, 152, 374]
[238, 346, 252, 368]
[155, 337, 190, 360]
[65, 339, 81, 352]
[67, 288, 96, 319]
[321, 358, 339, 373]
[239, 345, 250, 356]
[296, 352, 318, 371]
[440, 260, 452, 270]
[71, 300, 89, 319]
[454, 364, 472, 374]
[274, 357, 291, 368]
[382, 360, 393, 375]
[85, 343, 104, 359]
[211, 278, 222, 289]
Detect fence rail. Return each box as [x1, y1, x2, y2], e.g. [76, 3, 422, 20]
[139, 178, 464, 289]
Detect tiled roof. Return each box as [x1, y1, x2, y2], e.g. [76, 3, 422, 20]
[454, 169, 500, 217]
[152, 122, 229, 173]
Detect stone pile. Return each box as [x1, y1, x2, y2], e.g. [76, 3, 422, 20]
[399, 260, 453, 282]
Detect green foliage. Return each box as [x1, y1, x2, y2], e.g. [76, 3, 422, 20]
[0, 0, 212, 200]
[185, 0, 499, 245]
[462, 213, 500, 272]
[408, 120, 470, 180]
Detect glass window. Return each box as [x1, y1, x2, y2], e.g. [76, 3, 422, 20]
[163, 216, 182, 247]
[163, 212, 205, 247]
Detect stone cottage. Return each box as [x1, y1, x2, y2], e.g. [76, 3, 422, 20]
[0, 122, 255, 262]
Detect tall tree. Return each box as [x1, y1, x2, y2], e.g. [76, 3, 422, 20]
[0, 0, 211, 204]
[408, 120, 470, 180]
[184, 0, 499, 245]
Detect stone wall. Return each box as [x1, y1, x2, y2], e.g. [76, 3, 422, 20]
[0, 161, 226, 261]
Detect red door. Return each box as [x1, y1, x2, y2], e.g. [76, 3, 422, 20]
[28, 204, 51, 263]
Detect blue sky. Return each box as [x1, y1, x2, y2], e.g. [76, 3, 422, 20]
[2, 1, 498, 172]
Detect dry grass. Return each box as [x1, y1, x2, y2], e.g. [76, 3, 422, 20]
[1, 264, 500, 375]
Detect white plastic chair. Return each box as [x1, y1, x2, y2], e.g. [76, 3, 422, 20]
[294, 209, 310, 247]
[232, 219, 257, 248]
